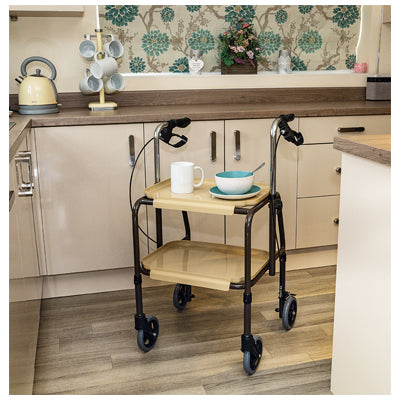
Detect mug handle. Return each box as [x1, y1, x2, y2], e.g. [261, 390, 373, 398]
[85, 68, 91, 77]
[193, 166, 204, 187]
[94, 50, 106, 61]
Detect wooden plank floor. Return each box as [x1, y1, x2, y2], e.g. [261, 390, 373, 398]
[33, 265, 335, 395]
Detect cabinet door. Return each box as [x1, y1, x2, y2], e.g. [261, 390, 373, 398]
[296, 196, 340, 248]
[9, 134, 40, 280]
[35, 124, 146, 275]
[298, 144, 342, 197]
[144, 120, 225, 252]
[225, 119, 297, 250]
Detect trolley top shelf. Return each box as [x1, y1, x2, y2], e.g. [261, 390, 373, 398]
[144, 179, 270, 216]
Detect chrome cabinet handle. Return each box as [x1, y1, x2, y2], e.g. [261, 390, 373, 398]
[129, 135, 135, 166]
[335, 167, 342, 174]
[9, 191, 15, 212]
[333, 218, 339, 225]
[15, 151, 34, 197]
[233, 129, 241, 160]
[210, 130, 216, 162]
[337, 127, 365, 133]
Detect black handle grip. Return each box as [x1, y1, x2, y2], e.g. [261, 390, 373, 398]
[292, 131, 304, 146]
[174, 117, 191, 128]
[279, 113, 295, 123]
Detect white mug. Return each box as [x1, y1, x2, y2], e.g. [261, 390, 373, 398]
[171, 161, 204, 194]
[90, 51, 118, 79]
[79, 68, 103, 95]
[78, 35, 97, 60]
[104, 73, 125, 94]
[104, 34, 124, 59]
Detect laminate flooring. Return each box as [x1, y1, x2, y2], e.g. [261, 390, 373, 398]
[33, 265, 336, 395]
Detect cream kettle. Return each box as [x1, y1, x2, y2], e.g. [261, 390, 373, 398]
[17, 56, 59, 114]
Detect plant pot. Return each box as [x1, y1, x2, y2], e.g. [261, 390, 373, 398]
[221, 60, 257, 75]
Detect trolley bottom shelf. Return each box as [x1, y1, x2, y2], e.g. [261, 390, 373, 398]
[141, 240, 269, 291]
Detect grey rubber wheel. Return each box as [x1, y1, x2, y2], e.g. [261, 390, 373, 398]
[243, 335, 263, 375]
[282, 295, 297, 330]
[137, 315, 159, 352]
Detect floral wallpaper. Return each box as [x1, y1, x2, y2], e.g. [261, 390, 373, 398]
[99, 5, 361, 74]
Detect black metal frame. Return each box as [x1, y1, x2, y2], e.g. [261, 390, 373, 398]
[131, 189, 290, 351]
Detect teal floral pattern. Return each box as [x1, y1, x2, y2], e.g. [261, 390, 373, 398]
[259, 32, 281, 56]
[186, 5, 201, 13]
[291, 56, 307, 71]
[298, 5, 314, 14]
[188, 29, 215, 54]
[332, 5, 360, 28]
[275, 9, 288, 24]
[298, 30, 323, 53]
[345, 54, 356, 69]
[142, 30, 170, 56]
[129, 57, 146, 73]
[104, 5, 138, 27]
[169, 57, 189, 73]
[161, 7, 175, 23]
[224, 5, 255, 23]
[100, 5, 361, 73]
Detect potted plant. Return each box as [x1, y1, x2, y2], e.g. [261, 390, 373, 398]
[218, 18, 261, 75]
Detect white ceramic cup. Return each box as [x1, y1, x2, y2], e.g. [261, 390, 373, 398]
[104, 73, 125, 94]
[79, 36, 97, 60]
[90, 51, 118, 79]
[171, 161, 204, 194]
[104, 34, 124, 59]
[79, 68, 103, 95]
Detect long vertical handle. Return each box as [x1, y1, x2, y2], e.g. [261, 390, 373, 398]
[234, 129, 241, 160]
[210, 130, 216, 162]
[15, 151, 34, 196]
[129, 135, 135, 166]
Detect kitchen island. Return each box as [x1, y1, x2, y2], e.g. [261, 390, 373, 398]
[330, 134, 391, 394]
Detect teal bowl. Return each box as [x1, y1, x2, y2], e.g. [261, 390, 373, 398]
[215, 170, 254, 195]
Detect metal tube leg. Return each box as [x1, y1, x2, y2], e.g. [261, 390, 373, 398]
[132, 198, 147, 322]
[243, 211, 254, 336]
[155, 208, 163, 248]
[269, 194, 276, 276]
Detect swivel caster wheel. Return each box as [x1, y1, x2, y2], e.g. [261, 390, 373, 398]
[137, 315, 159, 352]
[282, 295, 297, 330]
[173, 284, 193, 311]
[243, 335, 263, 375]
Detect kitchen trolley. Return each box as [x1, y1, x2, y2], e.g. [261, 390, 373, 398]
[130, 114, 304, 375]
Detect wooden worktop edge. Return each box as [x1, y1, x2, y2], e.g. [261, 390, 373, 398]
[333, 135, 391, 166]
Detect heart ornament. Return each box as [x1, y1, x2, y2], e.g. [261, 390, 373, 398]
[189, 58, 204, 75]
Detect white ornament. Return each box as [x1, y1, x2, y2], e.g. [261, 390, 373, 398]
[188, 49, 204, 75]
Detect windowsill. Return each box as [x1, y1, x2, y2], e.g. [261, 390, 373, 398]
[119, 71, 369, 91]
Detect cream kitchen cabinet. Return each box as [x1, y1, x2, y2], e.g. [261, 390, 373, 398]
[34, 124, 147, 275]
[9, 128, 42, 395]
[144, 120, 225, 252]
[296, 114, 390, 249]
[9, 129, 40, 281]
[224, 119, 298, 251]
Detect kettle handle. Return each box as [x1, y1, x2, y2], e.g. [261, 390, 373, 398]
[21, 56, 57, 80]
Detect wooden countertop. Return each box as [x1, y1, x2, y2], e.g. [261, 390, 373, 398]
[9, 113, 32, 162]
[29, 101, 390, 127]
[333, 134, 391, 166]
[9, 99, 390, 159]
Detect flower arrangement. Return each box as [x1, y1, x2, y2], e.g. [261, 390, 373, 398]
[218, 18, 261, 68]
